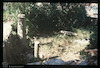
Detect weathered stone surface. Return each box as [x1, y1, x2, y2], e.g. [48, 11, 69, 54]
[26, 61, 42, 65]
[43, 59, 65, 65]
[17, 14, 26, 40]
[65, 61, 74, 65]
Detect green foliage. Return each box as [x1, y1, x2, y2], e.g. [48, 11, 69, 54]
[80, 51, 88, 59]
[3, 9, 9, 22]
[3, 3, 97, 49]
[3, 2, 27, 22]
[3, 3, 87, 33]
[89, 26, 98, 48]
[25, 3, 88, 35]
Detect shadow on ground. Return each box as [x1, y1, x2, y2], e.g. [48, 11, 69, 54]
[3, 31, 32, 65]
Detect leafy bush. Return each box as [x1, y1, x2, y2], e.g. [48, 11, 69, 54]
[25, 3, 88, 36]
[3, 3, 88, 33]
[89, 26, 98, 48]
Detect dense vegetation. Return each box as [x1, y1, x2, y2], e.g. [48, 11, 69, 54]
[3, 3, 87, 31]
[3, 2, 97, 48]
[3, 2, 98, 65]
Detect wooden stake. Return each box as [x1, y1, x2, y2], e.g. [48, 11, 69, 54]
[34, 41, 40, 58]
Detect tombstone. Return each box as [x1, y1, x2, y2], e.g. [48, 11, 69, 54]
[17, 14, 26, 41]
